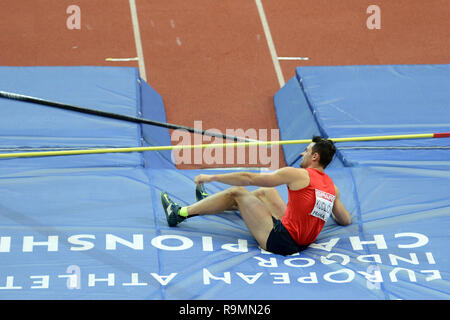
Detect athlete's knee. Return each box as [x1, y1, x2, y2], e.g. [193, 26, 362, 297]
[228, 186, 249, 198]
[252, 188, 264, 198]
[252, 187, 276, 199]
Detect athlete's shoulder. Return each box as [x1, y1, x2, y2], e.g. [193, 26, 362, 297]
[279, 167, 310, 190]
[278, 166, 309, 177]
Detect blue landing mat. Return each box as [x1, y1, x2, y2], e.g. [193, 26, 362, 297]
[0, 66, 448, 299]
[274, 64, 450, 169]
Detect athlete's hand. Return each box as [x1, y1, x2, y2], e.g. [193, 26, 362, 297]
[194, 174, 213, 185]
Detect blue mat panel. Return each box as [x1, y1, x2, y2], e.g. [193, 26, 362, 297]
[140, 78, 174, 168]
[0, 66, 144, 169]
[294, 64, 450, 169]
[273, 76, 345, 168]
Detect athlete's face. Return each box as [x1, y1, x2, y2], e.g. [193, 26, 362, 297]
[300, 142, 317, 168]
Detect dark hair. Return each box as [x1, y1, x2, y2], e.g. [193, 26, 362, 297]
[311, 136, 336, 168]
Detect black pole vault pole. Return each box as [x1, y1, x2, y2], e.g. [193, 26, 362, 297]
[0, 91, 257, 143]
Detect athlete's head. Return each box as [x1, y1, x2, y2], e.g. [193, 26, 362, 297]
[300, 136, 336, 169]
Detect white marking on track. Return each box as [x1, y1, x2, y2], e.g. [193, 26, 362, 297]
[129, 0, 147, 81]
[105, 57, 139, 62]
[255, 0, 285, 88]
[278, 57, 310, 61]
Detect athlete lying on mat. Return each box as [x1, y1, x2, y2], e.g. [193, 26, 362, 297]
[161, 136, 351, 256]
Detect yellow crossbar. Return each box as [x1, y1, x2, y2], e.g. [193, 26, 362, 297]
[0, 133, 438, 159]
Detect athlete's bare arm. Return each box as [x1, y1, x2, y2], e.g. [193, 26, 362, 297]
[194, 167, 309, 190]
[332, 185, 351, 226]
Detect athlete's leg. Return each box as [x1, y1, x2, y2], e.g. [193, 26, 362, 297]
[186, 187, 238, 216]
[187, 186, 273, 249]
[231, 187, 274, 250]
[191, 186, 286, 215]
[251, 187, 286, 220]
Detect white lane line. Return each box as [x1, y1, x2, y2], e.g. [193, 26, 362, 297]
[255, 0, 285, 88]
[105, 57, 139, 62]
[278, 57, 310, 61]
[129, 0, 147, 81]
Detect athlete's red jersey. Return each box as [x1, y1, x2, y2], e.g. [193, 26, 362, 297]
[281, 168, 336, 245]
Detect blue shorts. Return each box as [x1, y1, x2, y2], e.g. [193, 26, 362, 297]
[265, 217, 308, 256]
